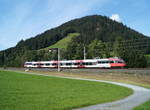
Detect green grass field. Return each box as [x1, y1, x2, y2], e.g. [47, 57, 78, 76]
[0, 70, 133, 110]
[134, 100, 150, 110]
[47, 33, 80, 49]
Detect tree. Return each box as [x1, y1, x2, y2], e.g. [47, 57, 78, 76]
[113, 38, 147, 68]
[87, 39, 107, 58]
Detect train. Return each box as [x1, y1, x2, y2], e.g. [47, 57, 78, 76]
[24, 57, 126, 69]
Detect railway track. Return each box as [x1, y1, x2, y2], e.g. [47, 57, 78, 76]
[1, 67, 150, 75]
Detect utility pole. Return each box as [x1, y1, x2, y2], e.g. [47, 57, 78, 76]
[57, 48, 60, 72]
[49, 48, 60, 72]
[3, 51, 6, 69]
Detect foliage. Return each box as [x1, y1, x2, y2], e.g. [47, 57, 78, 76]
[145, 54, 150, 67]
[0, 70, 133, 110]
[112, 38, 147, 68]
[87, 39, 109, 58]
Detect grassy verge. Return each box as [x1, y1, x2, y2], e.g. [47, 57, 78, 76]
[46, 33, 80, 49]
[0, 70, 132, 110]
[24, 69, 150, 89]
[134, 100, 150, 110]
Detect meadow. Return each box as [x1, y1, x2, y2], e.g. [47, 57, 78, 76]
[46, 33, 80, 49]
[0, 70, 132, 110]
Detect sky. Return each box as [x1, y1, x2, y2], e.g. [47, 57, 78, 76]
[0, 0, 150, 51]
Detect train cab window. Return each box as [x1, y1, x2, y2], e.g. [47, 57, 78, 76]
[115, 61, 123, 63]
[119, 61, 124, 63]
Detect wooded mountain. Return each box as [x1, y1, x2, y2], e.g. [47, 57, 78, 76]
[0, 15, 149, 67]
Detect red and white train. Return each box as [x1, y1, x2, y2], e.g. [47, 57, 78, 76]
[24, 57, 126, 69]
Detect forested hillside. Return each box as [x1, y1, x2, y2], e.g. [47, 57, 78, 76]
[0, 15, 149, 67]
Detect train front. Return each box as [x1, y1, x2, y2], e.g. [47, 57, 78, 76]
[109, 58, 126, 68]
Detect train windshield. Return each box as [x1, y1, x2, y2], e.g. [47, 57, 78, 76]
[115, 60, 124, 63]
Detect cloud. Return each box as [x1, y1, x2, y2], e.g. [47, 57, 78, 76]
[110, 14, 121, 22]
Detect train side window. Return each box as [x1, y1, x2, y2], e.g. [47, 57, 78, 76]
[77, 63, 80, 65]
[73, 63, 77, 65]
[101, 61, 105, 64]
[105, 61, 109, 63]
[92, 62, 97, 65]
[82, 62, 86, 65]
[89, 62, 93, 65]
[60, 63, 63, 66]
[52, 63, 57, 66]
[45, 63, 51, 66]
[85, 62, 92, 65]
[83, 62, 86, 65]
[98, 61, 101, 64]
[109, 61, 114, 63]
[102, 61, 105, 63]
[99, 61, 109, 64]
[78, 63, 82, 65]
[61, 63, 66, 65]
[66, 63, 72, 66]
